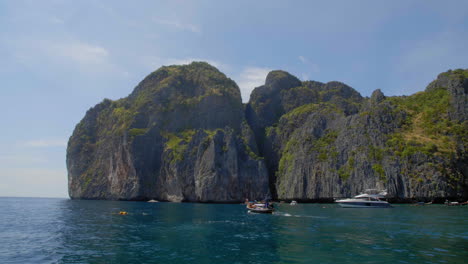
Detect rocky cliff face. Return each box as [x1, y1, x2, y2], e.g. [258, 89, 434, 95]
[68, 63, 468, 202]
[246, 69, 468, 201]
[67, 62, 269, 201]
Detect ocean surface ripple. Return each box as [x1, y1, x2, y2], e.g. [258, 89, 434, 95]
[0, 198, 467, 264]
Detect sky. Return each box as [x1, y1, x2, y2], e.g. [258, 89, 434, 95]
[0, 0, 467, 198]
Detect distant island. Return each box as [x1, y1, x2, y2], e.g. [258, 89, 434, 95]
[67, 62, 468, 202]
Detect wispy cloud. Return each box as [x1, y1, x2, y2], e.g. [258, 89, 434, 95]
[3, 34, 115, 73]
[236, 67, 271, 102]
[51, 42, 110, 65]
[298, 55, 320, 79]
[153, 18, 201, 33]
[22, 139, 67, 148]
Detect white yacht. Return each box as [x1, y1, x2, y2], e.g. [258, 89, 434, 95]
[335, 189, 392, 208]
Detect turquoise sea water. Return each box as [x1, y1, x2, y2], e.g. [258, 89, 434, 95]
[0, 197, 467, 264]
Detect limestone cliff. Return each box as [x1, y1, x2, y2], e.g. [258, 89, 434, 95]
[67, 62, 269, 201]
[68, 63, 468, 202]
[246, 69, 468, 201]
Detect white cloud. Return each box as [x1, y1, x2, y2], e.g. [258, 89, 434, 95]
[298, 55, 319, 80]
[3, 34, 116, 73]
[22, 139, 67, 148]
[298, 55, 320, 74]
[52, 42, 109, 65]
[236, 67, 271, 102]
[154, 18, 201, 33]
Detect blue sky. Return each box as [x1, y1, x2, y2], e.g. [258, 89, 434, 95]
[1, 0, 467, 198]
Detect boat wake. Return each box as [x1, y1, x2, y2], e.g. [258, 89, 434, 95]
[273, 212, 327, 219]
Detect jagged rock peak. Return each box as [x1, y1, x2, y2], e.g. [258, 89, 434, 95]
[321, 81, 363, 101]
[370, 89, 386, 104]
[265, 70, 302, 90]
[426, 68, 468, 92]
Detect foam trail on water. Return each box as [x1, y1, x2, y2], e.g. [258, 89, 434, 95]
[274, 212, 327, 219]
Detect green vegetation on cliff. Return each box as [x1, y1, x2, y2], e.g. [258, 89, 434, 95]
[282, 103, 342, 120]
[440, 68, 468, 79]
[131, 62, 242, 112]
[163, 130, 196, 163]
[387, 71, 467, 157]
[278, 138, 297, 176]
[68, 64, 467, 201]
[129, 128, 149, 137]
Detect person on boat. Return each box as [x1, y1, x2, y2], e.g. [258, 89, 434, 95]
[245, 198, 256, 209]
[263, 198, 274, 209]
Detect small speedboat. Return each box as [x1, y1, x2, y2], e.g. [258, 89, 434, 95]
[445, 200, 468, 206]
[335, 189, 392, 208]
[246, 203, 274, 214]
[290, 200, 297, 205]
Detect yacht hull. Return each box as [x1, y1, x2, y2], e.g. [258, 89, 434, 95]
[337, 201, 392, 208]
[335, 190, 392, 208]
